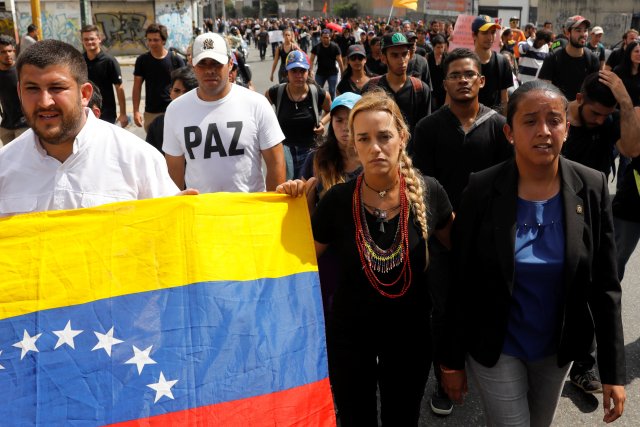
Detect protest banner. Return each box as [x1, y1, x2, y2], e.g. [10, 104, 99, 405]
[448, 14, 502, 53]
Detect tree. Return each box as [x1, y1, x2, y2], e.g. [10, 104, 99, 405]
[333, 2, 359, 18]
[225, 0, 236, 18]
[242, 6, 258, 18]
[262, 0, 278, 16]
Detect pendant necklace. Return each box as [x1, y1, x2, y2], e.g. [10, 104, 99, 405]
[363, 202, 401, 232]
[287, 84, 306, 110]
[364, 177, 397, 198]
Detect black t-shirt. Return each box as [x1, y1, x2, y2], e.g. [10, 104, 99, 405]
[427, 53, 446, 109]
[0, 67, 27, 130]
[407, 54, 432, 90]
[613, 66, 640, 106]
[145, 114, 165, 153]
[606, 48, 624, 70]
[312, 176, 452, 324]
[311, 42, 341, 76]
[133, 51, 185, 113]
[366, 55, 387, 76]
[561, 112, 620, 177]
[84, 51, 123, 124]
[538, 48, 600, 101]
[586, 43, 605, 63]
[268, 84, 326, 148]
[334, 35, 355, 56]
[361, 75, 431, 148]
[257, 30, 269, 44]
[612, 156, 640, 223]
[336, 75, 365, 95]
[478, 51, 513, 110]
[411, 105, 513, 210]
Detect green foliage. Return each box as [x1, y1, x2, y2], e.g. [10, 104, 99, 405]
[262, 0, 279, 16]
[333, 2, 359, 18]
[242, 6, 258, 18]
[225, 0, 236, 18]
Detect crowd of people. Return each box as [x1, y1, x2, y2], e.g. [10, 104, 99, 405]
[0, 11, 638, 426]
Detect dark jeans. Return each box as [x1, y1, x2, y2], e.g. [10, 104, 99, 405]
[327, 318, 431, 426]
[315, 73, 338, 101]
[258, 42, 267, 59]
[285, 145, 312, 179]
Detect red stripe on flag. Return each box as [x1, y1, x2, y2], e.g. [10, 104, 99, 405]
[106, 378, 335, 426]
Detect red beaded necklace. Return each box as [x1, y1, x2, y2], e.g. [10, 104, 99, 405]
[352, 173, 412, 298]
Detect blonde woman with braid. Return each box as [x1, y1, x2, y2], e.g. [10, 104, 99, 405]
[277, 90, 454, 426]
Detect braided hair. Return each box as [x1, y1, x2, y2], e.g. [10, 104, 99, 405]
[348, 89, 430, 265]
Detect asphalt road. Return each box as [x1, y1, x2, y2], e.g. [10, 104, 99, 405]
[117, 43, 640, 426]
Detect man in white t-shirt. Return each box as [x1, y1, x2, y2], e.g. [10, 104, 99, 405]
[163, 33, 285, 193]
[0, 40, 184, 217]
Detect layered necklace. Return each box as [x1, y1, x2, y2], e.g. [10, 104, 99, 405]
[286, 84, 307, 110]
[353, 173, 412, 298]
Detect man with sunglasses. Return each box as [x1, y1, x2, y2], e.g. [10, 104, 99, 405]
[411, 48, 513, 417]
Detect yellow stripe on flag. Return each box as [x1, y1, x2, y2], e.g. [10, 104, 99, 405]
[0, 194, 317, 320]
[392, 0, 418, 10]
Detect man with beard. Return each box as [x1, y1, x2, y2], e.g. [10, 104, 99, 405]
[605, 29, 639, 71]
[561, 70, 640, 395]
[539, 16, 600, 101]
[163, 33, 285, 193]
[410, 49, 513, 416]
[0, 40, 186, 217]
[0, 35, 28, 145]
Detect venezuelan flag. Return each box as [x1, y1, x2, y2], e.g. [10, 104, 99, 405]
[0, 194, 335, 426]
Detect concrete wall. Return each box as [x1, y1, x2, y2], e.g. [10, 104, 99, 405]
[91, 1, 154, 55]
[0, 10, 16, 39]
[11, 0, 194, 55]
[538, 0, 637, 47]
[16, 0, 82, 49]
[155, 0, 193, 51]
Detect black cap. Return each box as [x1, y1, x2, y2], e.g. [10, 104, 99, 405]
[405, 31, 417, 41]
[380, 32, 412, 51]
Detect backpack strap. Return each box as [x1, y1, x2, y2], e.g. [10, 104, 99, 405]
[368, 75, 383, 88]
[309, 84, 320, 126]
[409, 76, 422, 93]
[275, 83, 286, 117]
[170, 50, 180, 70]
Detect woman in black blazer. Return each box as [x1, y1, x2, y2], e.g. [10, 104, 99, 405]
[440, 80, 626, 426]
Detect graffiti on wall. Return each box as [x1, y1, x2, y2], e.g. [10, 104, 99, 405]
[16, 2, 81, 49]
[156, 2, 193, 52]
[91, 2, 154, 55]
[94, 13, 148, 50]
[600, 13, 632, 42]
[0, 11, 15, 39]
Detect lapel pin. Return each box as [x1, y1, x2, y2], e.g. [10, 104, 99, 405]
[576, 205, 583, 214]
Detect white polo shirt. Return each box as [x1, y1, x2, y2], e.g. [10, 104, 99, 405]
[0, 110, 179, 216]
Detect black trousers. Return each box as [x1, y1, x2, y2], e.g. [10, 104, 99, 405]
[327, 316, 431, 426]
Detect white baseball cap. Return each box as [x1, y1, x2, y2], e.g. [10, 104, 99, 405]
[192, 33, 230, 66]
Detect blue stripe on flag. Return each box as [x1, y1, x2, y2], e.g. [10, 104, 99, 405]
[0, 272, 327, 425]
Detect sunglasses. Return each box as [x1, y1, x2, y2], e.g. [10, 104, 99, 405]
[349, 55, 365, 61]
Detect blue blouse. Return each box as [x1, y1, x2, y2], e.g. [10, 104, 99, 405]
[503, 193, 565, 361]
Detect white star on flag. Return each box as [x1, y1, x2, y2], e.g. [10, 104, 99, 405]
[125, 345, 157, 374]
[92, 327, 124, 356]
[12, 330, 42, 360]
[52, 320, 83, 350]
[0, 350, 4, 369]
[147, 372, 178, 403]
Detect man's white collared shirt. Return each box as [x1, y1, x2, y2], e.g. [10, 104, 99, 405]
[0, 110, 179, 216]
